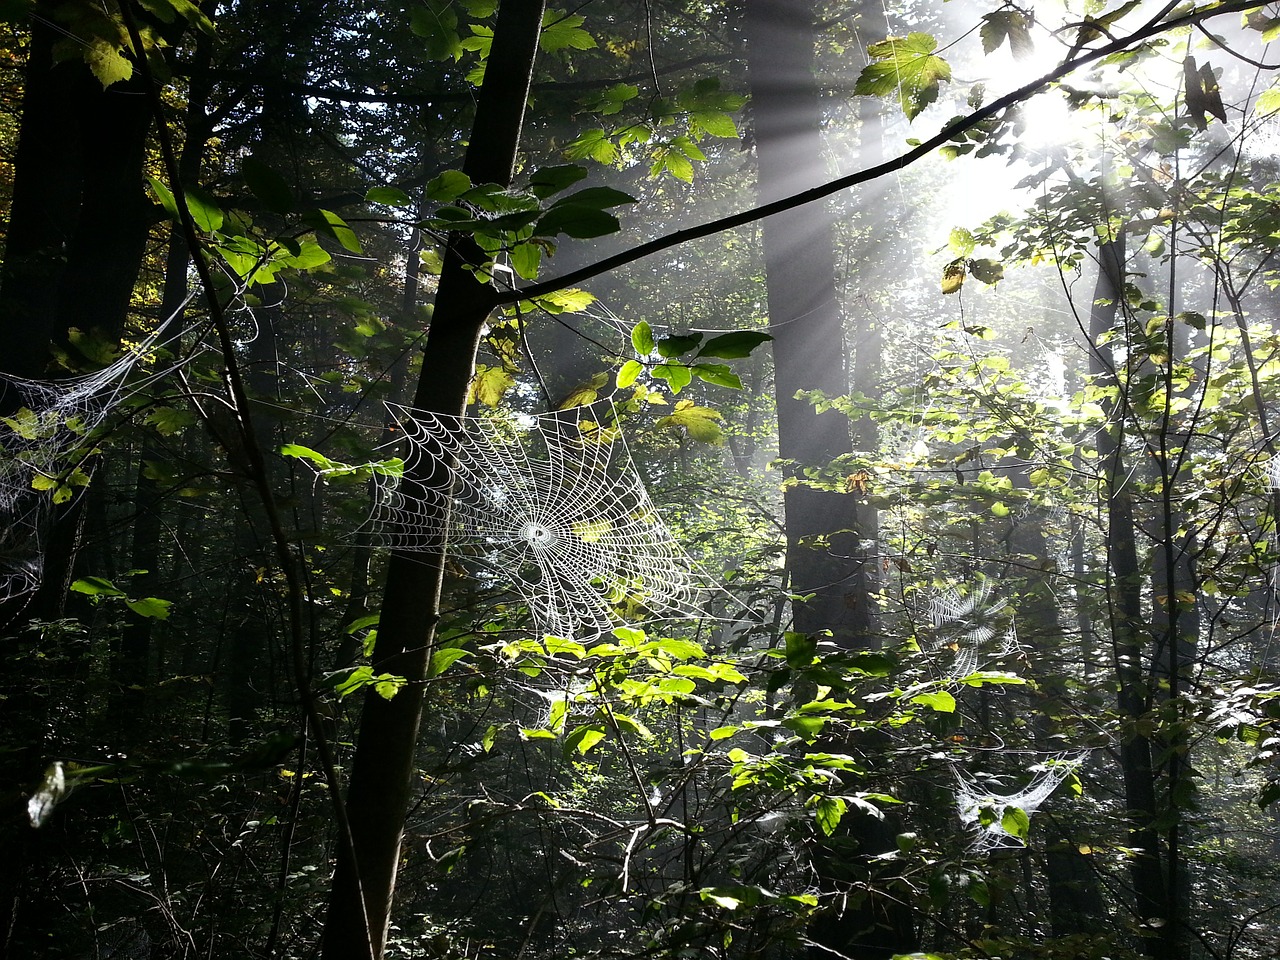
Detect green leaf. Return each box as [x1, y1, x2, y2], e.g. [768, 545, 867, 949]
[631, 320, 655, 356]
[144, 406, 196, 436]
[910, 689, 956, 713]
[428, 647, 471, 678]
[345, 614, 380, 635]
[695, 331, 772, 360]
[241, 157, 295, 215]
[184, 186, 224, 233]
[70, 577, 127, 598]
[519, 728, 557, 740]
[691, 363, 742, 390]
[527, 164, 588, 198]
[84, 37, 131, 88]
[550, 186, 637, 211]
[280, 443, 337, 471]
[855, 33, 952, 121]
[656, 334, 703, 358]
[511, 241, 542, 280]
[701, 891, 742, 910]
[949, 227, 976, 257]
[980, 10, 1034, 59]
[651, 362, 693, 394]
[534, 205, 620, 239]
[690, 110, 739, 138]
[425, 170, 472, 202]
[564, 723, 607, 756]
[409, 1, 463, 60]
[540, 9, 595, 53]
[303, 209, 362, 254]
[1257, 85, 1280, 117]
[814, 795, 846, 836]
[592, 82, 639, 115]
[565, 129, 619, 165]
[365, 186, 413, 207]
[124, 596, 172, 620]
[1000, 805, 1031, 842]
[534, 288, 596, 313]
[148, 176, 179, 220]
[468, 365, 514, 408]
[656, 401, 723, 444]
[616, 359, 643, 389]
[277, 239, 331, 271]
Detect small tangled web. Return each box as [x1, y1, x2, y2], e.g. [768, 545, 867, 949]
[364, 401, 721, 641]
[954, 755, 1081, 854]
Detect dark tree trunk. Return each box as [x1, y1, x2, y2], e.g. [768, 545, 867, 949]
[1089, 233, 1168, 953]
[0, 10, 153, 381]
[320, 4, 546, 956]
[745, 3, 913, 958]
[745, 0, 870, 649]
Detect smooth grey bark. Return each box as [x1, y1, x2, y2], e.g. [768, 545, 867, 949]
[320, 3, 546, 957]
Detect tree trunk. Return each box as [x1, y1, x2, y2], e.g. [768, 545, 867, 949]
[1089, 233, 1168, 953]
[320, 3, 545, 957]
[745, 3, 913, 958]
[745, 0, 869, 649]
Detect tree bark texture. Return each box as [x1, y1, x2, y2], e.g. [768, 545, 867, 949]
[320, 3, 546, 957]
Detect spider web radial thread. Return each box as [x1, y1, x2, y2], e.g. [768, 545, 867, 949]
[363, 401, 725, 641]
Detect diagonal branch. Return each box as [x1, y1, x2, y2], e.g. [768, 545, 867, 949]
[499, 0, 1269, 305]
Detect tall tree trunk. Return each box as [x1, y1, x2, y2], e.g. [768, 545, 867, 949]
[1089, 233, 1168, 954]
[745, 3, 912, 957]
[320, 4, 546, 956]
[745, 0, 869, 648]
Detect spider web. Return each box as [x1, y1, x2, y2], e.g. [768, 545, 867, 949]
[954, 755, 1081, 854]
[1, 303, 206, 605]
[928, 577, 1019, 679]
[362, 400, 734, 641]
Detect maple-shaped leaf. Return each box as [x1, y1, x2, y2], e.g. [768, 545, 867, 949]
[855, 33, 952, 121]
[540, 9, 595, 53]
[980, 10, 1034, 59]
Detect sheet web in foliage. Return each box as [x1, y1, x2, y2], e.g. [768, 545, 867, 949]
[365, 401, 724, 641]
[0, 302, 205, 605]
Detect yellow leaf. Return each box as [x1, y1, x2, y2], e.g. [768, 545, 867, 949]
[468, 365, 514, 408]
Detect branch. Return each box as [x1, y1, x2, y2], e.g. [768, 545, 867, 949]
[500, 0, 1269, 305]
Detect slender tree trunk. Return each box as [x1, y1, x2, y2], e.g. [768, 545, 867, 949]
[320, 4, 545, 956]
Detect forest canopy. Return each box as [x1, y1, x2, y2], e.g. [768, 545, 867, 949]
[3, 1, 1280, 959]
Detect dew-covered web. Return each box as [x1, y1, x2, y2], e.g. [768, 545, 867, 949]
[928, 577, 1019, 679]
[954, 755, 1082, 854]
[0, 302, 206, 604]
[362, 400, 736, 641]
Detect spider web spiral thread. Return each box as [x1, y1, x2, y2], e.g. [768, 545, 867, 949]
[360, 400, 743, 641]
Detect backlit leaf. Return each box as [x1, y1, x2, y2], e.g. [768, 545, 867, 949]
[856, 32, 951, 120]
[696, 330, 772, 359]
